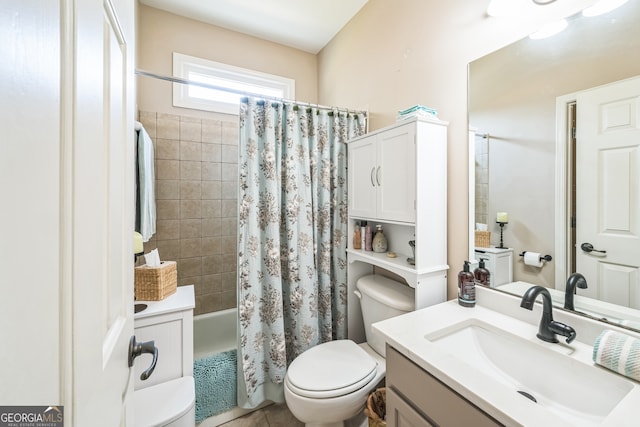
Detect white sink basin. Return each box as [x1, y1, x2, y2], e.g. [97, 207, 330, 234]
[425, 319, 634, 426]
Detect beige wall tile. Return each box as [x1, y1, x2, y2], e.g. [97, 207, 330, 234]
[180, 200, 202, 219]
[202, 119, 222, 144]
[221, 145, 238, 163]
[195, 293, 221, 316]
[155, 239, 181, 260]
[202, 143, 221, 162]
[180, 119, 202, 142]
[199, 274, 222, 294]
[222, 120, 239, 145]
[180, 160, 201, 180]
[155, 138, 179, 160]
[220, 289, 237, 310]
[178, 256, 202, 279]
[180, 141, 201, 161]
[179, 277, 201, 288]
[221, 235, 237, 252]
[221, 200, 237, 217]
[180, 219, 202, 238]
[157, 179, 180, 200]
[202, 255, 223, 275]
[157, 159, 180, 180]
[156, 219, 180, 240]
[221, 272, 236, 292]
[157, 114, 180, 139]
[221, 253, 237, 273]
[202, 237, 221, 255]
[203, 218, 222, 237]
[202, 162, 221, 181]
[180, 238, 202, 258]
[180, 180, 201, 200]
[139, 111, 157, 138]
[220, 218, 237, 236]
[202, 181, 221, 200]
[221, 181, 237, 200]
[221, 163, 238, 181]
[156, 200, 180, 220]
[202, 200, 221, 218]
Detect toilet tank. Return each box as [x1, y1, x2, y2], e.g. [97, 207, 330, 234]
[356, 275, 415, 356]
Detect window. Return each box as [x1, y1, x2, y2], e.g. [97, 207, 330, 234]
[172, 53, 295, 114]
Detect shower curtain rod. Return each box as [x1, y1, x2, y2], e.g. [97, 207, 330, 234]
[135, 69, 368, 117]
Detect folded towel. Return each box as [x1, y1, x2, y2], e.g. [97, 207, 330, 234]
[592, 329, 640, 381]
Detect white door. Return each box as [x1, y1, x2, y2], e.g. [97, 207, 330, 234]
[576, 76, 640, 309]
[70, 0, 136, 425]
[377, 123, 416, 223]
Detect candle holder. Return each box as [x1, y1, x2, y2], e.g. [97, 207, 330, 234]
[496, 221, 508, 249]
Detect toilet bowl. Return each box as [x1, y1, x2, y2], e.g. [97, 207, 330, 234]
[134, 376, 195, 427]
[284, 275, 414, 427]
[133, 286, 196, 427]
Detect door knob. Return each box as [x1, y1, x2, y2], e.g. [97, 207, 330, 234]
[128, 335, 158, 381]
[580, 242, 607, 254]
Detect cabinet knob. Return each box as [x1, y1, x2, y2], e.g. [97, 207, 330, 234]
[370, 167, 376, 187]
[376, 166, 381, 186]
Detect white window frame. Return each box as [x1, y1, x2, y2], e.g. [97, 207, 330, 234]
[172, 52, 295, 114]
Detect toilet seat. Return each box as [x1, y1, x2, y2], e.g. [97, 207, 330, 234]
[134, 376, 195, 427]
[285, 340, 377, 399]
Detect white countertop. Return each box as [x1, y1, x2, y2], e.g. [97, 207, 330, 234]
[134, 285, 195, 320]
[373, 286, 640, 426]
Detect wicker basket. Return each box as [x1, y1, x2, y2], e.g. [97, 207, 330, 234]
[134, 261, 177, 301]
[475, 231, 491, 248]
[364, 387, 386, 427]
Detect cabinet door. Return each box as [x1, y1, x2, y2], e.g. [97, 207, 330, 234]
[349, 135, 378, 218]
[377, 124, 416, 223]
[387, 387, 435, 427]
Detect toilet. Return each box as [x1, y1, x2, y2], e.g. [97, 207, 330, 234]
[284, 275, 415, 427]
[133, 285, 196, 427]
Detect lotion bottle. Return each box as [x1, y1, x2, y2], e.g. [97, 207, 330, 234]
[458, 261, 476, 308]
[353, 222, 362, 249]
[474, 258, 491, 287]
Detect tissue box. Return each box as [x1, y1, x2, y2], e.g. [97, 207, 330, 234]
[475, 231, 491, 248]
[134, 261, 177, 301]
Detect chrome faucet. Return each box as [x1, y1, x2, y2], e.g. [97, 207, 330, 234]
[520, 285, 576, 344]
[564, 272, 588, 311]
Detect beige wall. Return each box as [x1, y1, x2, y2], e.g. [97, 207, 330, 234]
[136, 4, 318, 119]
[318, 0, 596, 298]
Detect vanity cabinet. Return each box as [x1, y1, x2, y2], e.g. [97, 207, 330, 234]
[346, 117, 448, 342]
[348, 123, 416, 223]
[386, 345, 503, 427]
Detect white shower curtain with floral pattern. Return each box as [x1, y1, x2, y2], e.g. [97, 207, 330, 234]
[237, 97, 367, 407]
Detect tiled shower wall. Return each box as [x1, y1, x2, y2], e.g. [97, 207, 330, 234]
[138, 110, 239, 315]
[474, 133, 489, 226]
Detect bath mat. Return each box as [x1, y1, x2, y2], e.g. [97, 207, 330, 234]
[194, 349, 237, 422]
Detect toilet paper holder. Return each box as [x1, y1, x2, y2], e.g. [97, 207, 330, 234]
[519, 251, 552, 262]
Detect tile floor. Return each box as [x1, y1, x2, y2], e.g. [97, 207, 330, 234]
[218, 403, 303, 427]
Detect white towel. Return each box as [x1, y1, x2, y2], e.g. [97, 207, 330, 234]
[137, 125, 156, 242]
[592, 329, 640, 381]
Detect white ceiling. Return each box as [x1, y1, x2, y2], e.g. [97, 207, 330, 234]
[139, 0, 369, 54]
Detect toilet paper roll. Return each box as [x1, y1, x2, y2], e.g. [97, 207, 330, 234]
[524, 251, 544, 268]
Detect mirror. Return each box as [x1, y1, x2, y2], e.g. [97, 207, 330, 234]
[468, 0, 640, 331]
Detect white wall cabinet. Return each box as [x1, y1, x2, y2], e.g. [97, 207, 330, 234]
[347, 117, 448, 342]
[349, 123, 416, 223]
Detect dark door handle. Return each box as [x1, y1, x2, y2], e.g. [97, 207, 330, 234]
[128, 335, 158, 381]
[580, 242, 607, 254]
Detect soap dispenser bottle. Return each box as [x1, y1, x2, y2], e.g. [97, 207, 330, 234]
[474, 258, 491, 287]
[372, 224, 388, 253]
[458, 261, 476, 308]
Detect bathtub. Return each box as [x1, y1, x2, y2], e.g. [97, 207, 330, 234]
[194, 308, 237, 360]
[193, 308, 267, 426]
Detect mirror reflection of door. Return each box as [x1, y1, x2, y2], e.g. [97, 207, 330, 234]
[572, 76, 640, 309]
